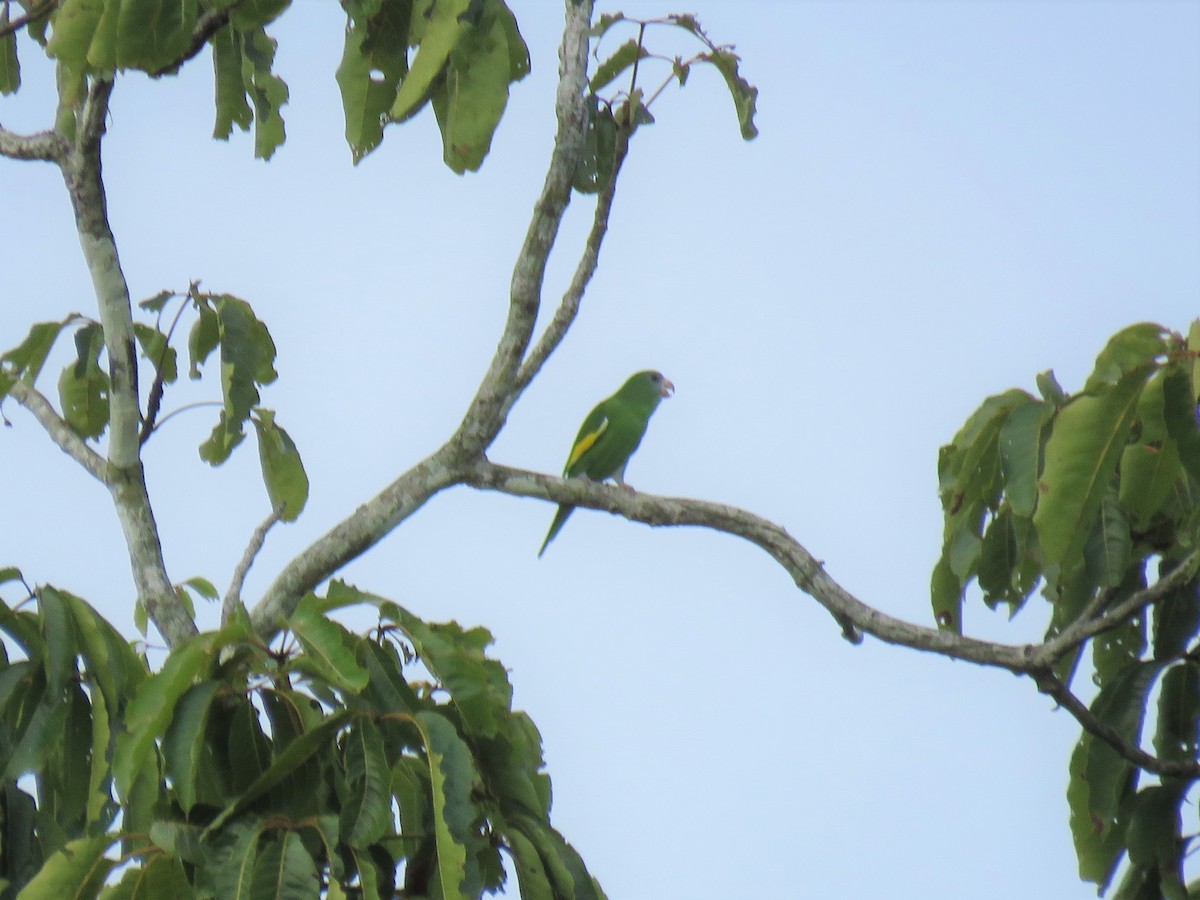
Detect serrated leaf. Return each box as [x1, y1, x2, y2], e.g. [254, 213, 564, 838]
[390, 0, 471, 122]
[252, 409, 308, 521]
[1034, 366, 1153, 569]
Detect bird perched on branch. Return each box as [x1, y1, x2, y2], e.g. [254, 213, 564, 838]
[538, 370, 674, 557]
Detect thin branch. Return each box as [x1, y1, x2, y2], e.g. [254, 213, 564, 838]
[1038, 551, 1200, 663]
[224, 505, 284, 625]
[516, 122, 632, 392]
[149, 7, 234, 78]
[0, 0, 57, 39]
[0, 125, 68, 162]
[447, 0, 595, 458]
[1033, 670, 1200, 779]
[6, 380, 109, 483]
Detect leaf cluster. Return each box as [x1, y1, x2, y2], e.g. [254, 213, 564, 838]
[934, 321, 1200, 895]
[0, 576, 600, 899]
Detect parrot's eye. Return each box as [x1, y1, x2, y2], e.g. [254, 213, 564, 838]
[651, 372, 661, 382]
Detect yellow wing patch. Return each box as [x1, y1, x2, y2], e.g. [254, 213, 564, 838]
[567, 417, 608, 470]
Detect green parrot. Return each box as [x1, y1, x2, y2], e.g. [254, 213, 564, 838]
[538, 370, 675, 557]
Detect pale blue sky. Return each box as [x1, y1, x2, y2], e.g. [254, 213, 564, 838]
[3, 2, 1199, 898]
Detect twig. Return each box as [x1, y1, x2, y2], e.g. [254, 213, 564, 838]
[1033, 669, 1200, 779]
[516, 123, 631, 391]
[224, 505, 284, 625]
[0, 0, 57, 39]
[7, 381, 109, 483]
[150, 7, 234, 78]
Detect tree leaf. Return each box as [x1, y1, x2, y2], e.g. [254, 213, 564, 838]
[211, 24, 252, 141]
[1083, 485, 1131, 589]
[415, 710, 481, 900]
[1, 318, 74, 396]
[15, 832, 115, 900]
[162, 681, 220, 814]
[1034, 366, 1153, 569]
[589, 38, 647, 92]
[133, 323, 178, 384]
[58, 322, 110, 439]
[1085, 323, 1169, 391]
[339, 718, 392, 847]
[1067, 660, 1163, 890]
[113, 632, 221, 801]
[0, 12, 19, 95]
[336, 0, 412, 164]
[113, 0, 197, 71]
[249, 831, 319, 899]
[1161, 363, 1200, 484]
[252, 409, 308, 521]
[289, 596, 369, 693]
[1123, 783, 1187, 900]
[390, 0, 472, 123]
[44, 0, 104, 75]
[998, 399, 1053, 518]
[1154, 660, 1200, 763]
[430, 0, 528, 173]
[701, 47, 758, 140]
[240, 26, 289, 160]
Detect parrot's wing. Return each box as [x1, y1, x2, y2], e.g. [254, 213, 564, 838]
[564, 406, 609, 475]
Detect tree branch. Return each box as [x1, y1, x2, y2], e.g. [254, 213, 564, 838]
[1033, 670, 1200, 779]
[516, 123, 632, 392]
[0, 0, 57, 39]
[0, 124, 68, 162]
[6, 380, 108, 483]
[224, 505, 283, 625]
[449, 0, 594, 457]
[58, 76, 194, 647]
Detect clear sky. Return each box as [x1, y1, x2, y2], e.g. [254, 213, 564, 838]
[3, 2, 1199, 898]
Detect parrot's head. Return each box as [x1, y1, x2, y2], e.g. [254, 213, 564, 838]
[618, 371, 674, 408]
[650, 371, 675, 398]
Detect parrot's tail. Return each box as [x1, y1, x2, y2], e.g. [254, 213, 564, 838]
[537, 504, 575, 557]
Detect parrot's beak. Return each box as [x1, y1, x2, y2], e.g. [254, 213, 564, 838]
[661, 378, 675, 398]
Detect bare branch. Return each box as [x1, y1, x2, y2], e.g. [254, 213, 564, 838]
[224, 505, 284, 625]
[250, 447, 463, 637]
[0, 0, 57, 39]
[1033, 670, 1200, 779]
[449, 0, 594, 457]
[6, 380, 109, 483]
[516, 123, 632, 391]
[0, 125, 68, 162]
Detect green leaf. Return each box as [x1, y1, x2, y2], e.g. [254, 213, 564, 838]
[204, 711, 353, 835]
[211, 25, 253, 141]
[1124, 784, 1187, 900]
[506, 826, 555, 900]
[113, 632, 220, 801]
[15, 832, 115, 900]
[162, 681, 220, 814]
[1083, 485, 1131, 589]
[240, 26, 289, 160]
[229, 0, 291, 30]
[1155, 660, 1200, 763]
[1085, 323, 1169, 391]
[44, 0, 104, 75]
[1036, 369, 1068, 404]
[37, 586, 77, 697]
[430, 0, 528, 173]
[1119, 442, 1181, 524]
[339, 718, 393, 847]
[183, 576, 219, 602]
[197, 819, 261, 899]
[252, 409, 308, 521]
[250, 831, 319, 899]
[1034, 366, 1153, 569]
[701, 47, 758, 140]
[289, 596, 370, 693]
[113, 0, 197, 71]
[589, 38, 647, 92]
[1, 318, 74, 394]
[998, 400, 1053, 518]
[507, 817, 600, 900]
[0, 13, 19, 95]
[390, 0, 472, 122]
[1152, 573, 1200, 662]
[573, 95, 617, 195]
[416, 710, 481, 900]
[99, 856, 194, 900]
[133, 323, 178, 384]
[1067, 661, 1163, 890]
[1162, 363, 1200, 484]
[58, 322, 111, 439]
[336, 0, 412, 164]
